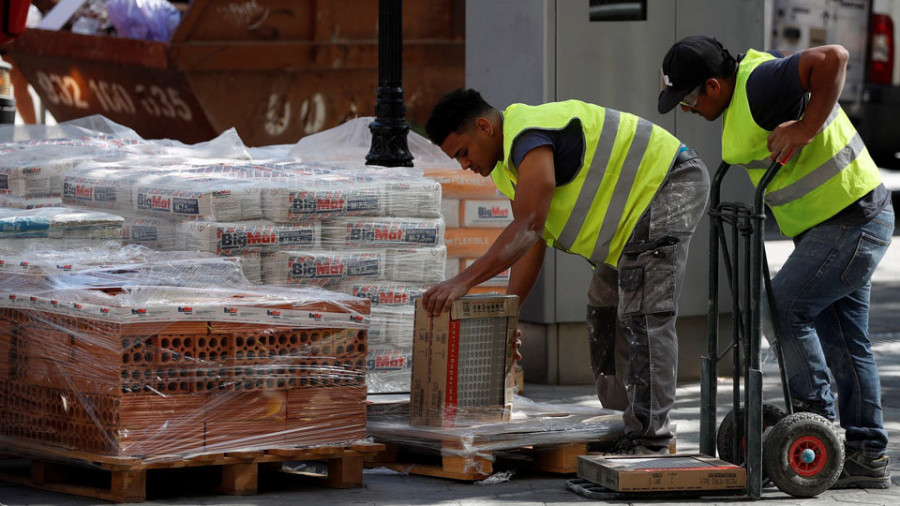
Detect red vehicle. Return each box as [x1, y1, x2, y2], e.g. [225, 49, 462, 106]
[0, 0, 29, 44]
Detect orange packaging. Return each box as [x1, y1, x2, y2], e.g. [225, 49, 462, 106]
[423, 167, 502, 199]
[444, 228, 503, 258]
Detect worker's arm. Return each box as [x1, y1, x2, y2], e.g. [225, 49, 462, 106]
[767, 44, 849, 163]
[506, 240, 546, 362]
[423, 146, 556, 316]
[506, 239, 547, 302]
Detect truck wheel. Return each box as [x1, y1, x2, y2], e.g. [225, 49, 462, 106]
[762, 412, 844, 497]
[717, 403, 786, 464]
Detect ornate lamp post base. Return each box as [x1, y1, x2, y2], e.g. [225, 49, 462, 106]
[366, 0, 413, 168]
[366, 87, 413, 167]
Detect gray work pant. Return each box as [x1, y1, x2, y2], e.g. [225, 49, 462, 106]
[586, 156, 709, 448]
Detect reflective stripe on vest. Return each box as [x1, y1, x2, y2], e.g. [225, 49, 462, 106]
[493, 100, 680, 267]
[767, 130, 865, 207]
[556, 109, 619, 252]
[591, 118, 654, 264]
[722, 49, 881, 237]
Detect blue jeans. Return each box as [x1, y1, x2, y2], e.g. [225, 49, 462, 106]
[771, 205, 894, 457]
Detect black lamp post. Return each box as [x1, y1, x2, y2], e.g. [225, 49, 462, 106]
[366, 0, 414, 167]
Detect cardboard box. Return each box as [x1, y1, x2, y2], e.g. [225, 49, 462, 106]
[577, 454, 746, 492]
[410, 294, 518, 427]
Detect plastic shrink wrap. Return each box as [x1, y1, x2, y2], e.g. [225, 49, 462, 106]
[0, 118, 456, 400]
[0, 246, 370, 460]
[366, 396, 626, 477]
[58, 160, 444, 395]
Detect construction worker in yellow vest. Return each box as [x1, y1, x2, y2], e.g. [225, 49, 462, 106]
[659, 36, 893, 489]
[422, 88, 710, 455]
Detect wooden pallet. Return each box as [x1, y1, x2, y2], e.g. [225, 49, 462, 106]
[367, 439, 595, 480]
[365, 418, 677, 481]
[0, 440, 384, 503]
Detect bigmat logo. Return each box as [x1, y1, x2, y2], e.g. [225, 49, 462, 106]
[308, 312, 323, 321]
[223, 307, 239, 315]
[349, 226, 403, 242]
[478, 206, 510, 219]
[380, 291, 409, 304]
[267, 310, 282, 318]
[137, 193, 172, 212]
[177, 306, 193, 314]
[366, 349, 410, 371]
[220, 230, 279, 249]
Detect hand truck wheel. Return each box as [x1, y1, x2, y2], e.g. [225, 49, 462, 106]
[762, 411, 844, 497]
[717, 402, 787, 464]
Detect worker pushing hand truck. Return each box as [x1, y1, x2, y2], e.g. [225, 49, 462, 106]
[704, 157, 844, 499]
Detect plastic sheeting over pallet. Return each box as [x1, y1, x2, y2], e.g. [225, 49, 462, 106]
[0, 245, 371, 460]
[366, 396, 626, 479]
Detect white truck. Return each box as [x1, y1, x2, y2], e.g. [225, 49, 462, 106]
[770, 0, 900, 168]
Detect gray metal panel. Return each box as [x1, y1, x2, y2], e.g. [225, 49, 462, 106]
[465, 0, 555, 107]
[555, 0, 677, 125]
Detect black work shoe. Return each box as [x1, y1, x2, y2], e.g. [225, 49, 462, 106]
[606, 435, 668, 456]
[832, 449, 891, 489]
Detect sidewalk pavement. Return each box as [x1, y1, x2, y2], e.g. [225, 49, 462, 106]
[3, 238, 900, 505]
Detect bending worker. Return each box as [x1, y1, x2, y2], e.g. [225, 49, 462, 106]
[658, 36, 893, 489]
[422, 88, 709, 455]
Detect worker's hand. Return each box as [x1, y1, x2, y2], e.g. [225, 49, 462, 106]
[422, 277, 469, 316]
[514, 329, 522, 361]
[767, 120, 813, 164]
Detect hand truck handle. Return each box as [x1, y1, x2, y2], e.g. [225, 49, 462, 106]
[753, 150, 793, 212]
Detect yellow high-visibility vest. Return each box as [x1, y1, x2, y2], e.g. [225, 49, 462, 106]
[722, 49, 882, 237]
[490, 100, 681, 267]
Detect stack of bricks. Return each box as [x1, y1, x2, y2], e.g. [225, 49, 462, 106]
[0, 291, 368, 458]
[424, 167, 514, 294]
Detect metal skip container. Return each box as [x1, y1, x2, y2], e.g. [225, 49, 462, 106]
[5, 0, 464, 146]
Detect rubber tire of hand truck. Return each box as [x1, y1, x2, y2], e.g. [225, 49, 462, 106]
[716, 403, 787, 464]
[762, 411, 844, 497]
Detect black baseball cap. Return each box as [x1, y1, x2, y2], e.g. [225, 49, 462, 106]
[658, 36, 731, 113]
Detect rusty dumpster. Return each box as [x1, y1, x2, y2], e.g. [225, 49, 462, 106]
[5, 0, 465, 146]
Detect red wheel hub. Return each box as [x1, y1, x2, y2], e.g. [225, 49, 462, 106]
[788, 436, 828, 476]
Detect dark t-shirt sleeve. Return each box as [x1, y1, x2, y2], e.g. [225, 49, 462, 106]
[745, 51, 808, 130]
[511, 130, 554, 170]
[510, 120, 584, 186]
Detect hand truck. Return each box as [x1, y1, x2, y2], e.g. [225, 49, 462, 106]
[703, 159, 844, 498]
